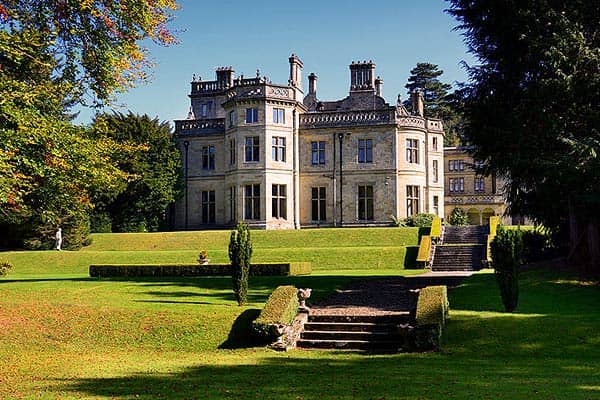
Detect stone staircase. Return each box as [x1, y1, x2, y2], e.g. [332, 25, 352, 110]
[431, 226, 487, 272]
[297, 313, 413, 352]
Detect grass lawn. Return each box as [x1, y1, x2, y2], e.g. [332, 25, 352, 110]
[3, 228, 420, 277]
[1, 230, 599, 399]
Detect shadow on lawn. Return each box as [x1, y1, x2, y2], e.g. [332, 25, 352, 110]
[57, 341, 600, 399]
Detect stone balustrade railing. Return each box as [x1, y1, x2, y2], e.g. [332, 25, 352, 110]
[426, 119, 444, 132]
[175, 118, 225, 134]
[447, 195, 506, 204]
[300, 110, 394, 128]
[396, 115, 426, 129]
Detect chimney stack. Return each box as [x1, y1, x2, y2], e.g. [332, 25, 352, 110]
[349, 60, 376, 92]
[216, 66, 235, 88]
[308, 73, 317, 95]
[375, 76, 383, 97]
[288, 53, 303, 91]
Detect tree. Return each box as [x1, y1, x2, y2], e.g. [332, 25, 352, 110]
[229, 223, 253, 306]
[0, 0, 178, 106]
[447, 0, 600, 273]
[404, 62, 464, 145]
[0, 31, 128, 248]
[448, 208, 469, 226]
[0, 2, 179, 248]
[491, 226, 523, 312]
[91, 112, 183, 232]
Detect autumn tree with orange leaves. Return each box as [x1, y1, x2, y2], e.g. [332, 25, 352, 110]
[0, 1, 179, 249]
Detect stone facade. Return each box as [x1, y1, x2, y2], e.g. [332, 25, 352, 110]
[173, 55, 445, 229]
[443, 146, 513, 225]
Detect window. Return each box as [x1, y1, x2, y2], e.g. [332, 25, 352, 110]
[244, 184, 260, 220]
[271, 184, 287, 219]
[201, 145, 215, 170]
[311, 187, 326, 221]
[449, 177, 465, 193]
[358, 139, 373, 163]
[358, 185, 374, 220]
[229, 139, 236, 165]
[311, 141, 326, 165]
[271, 137, 286, 162]
[406, 185, 420, 217]
[245, 108, 258, 123]
[229, 186, 236, 222]
[432, 137, 438, 151]
[433, 195, 439, 216]
[245, 136, 260, 162]
[433, 160, 439, 183]
[448, 160, 465, 171]
[273, 108, 285, 124]
[201, 103, 209, 118]
[474, 177, 485, 192]
[229, 110, 236, 127]
[406, 139, 419, 164]
[201, 190, 216, 224]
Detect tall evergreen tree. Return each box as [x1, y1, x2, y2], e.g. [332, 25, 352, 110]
[447, 0, 600, 272]
[404, 63, 464, 145]
[91, 112, 183, 232]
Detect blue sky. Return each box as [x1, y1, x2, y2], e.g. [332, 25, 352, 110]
[76, 0, 473, 126]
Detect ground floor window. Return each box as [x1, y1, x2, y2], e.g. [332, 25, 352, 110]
[244, 184, 260, 220]
[272, 184, 287, 219]
[229, 186, 236, 222]
[433, 195, 439, 216]
[201, 190, 216, 224]
[311, 187, 326, 221]
[406, 185, 419, 217]
[358, 185, 374, 220]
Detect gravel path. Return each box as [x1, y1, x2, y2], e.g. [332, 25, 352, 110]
[310, 274, 469, 316]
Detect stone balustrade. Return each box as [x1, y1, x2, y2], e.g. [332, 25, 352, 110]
[174, 118, 225, 134]
[396, 115, 426, 130]
[447, 195, 506, 204]
[300, 110, 394, 128]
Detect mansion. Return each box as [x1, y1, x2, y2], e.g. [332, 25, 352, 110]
[172, 54, 445, 229]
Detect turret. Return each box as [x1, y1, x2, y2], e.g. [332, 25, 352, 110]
[349, 60, 376, 92]
[288, 53, 303, 91]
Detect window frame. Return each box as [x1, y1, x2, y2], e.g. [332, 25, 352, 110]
[244, 184, 261, 220]
[357, 185, 374, 220]
[311, 141, 326, 165]
[358, 139, 373, 164]
[271, 136, 286, 162]
[271, 184, 287, 219]
[245, 108, 259, 124]
[311, 187, 327, 222]
[406, 139, 419, 164]
[201, 190, 216, 224]
[201, 145, 215, 170]
[244, 136, 260, 162]
[406, 185, 420, 217]
[272, 108, 285, 124]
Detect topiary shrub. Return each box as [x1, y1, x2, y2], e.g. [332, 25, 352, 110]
[229, 222, 253, 306]
[448, 207, 469, 226]
[491, 226, 523, 312]
[405, 213, 436, 228]
[0, 260, 13, 277]
[413, 285, 449, 351]
[252, 285, 299, 341]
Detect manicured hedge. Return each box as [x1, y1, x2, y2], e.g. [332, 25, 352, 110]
[252, 285, 299, 340]
[414, 285, 449, 351]
[89, 262, 311, 278]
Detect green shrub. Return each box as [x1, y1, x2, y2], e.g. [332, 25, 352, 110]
[229, 223, 253, 306]
[522, 228, 553, 262]
[0, 260, 13, 277]
[448, 207, 469, 226]
[252, 285, 299, 340]
[90, 212, 113, 233]
[89, 262, 311, 278]
[491, 226, 523, 312]
[414, 285, 449, 351]
[404, 213, 436, 228]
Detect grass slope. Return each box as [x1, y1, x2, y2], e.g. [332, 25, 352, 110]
[1, 257, 599, 399]
[3, 228, 420, 277]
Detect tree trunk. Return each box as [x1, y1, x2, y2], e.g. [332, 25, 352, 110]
[567, 197, 600, 277]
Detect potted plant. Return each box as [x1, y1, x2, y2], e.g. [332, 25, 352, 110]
[198, 250, 209, 265]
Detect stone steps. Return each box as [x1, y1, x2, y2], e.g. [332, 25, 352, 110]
[298, 313, 413, 352]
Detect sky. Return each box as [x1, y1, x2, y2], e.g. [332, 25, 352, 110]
[75, 0, 475, 127]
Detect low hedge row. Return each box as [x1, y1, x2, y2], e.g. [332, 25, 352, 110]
[89, 262, 311, 278]
[414, 285, 449, 351]
[252, 285, 299, 340]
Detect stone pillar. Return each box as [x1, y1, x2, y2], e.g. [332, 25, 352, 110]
[308, 73, 317, 95]
[375, 76, 383, 97]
